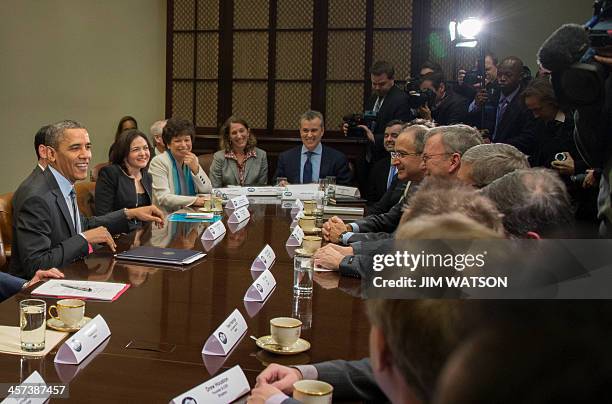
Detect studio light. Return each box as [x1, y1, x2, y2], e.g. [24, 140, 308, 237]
[449, 17, 483, 48]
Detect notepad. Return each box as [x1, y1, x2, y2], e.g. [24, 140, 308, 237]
[32, 280, 130, 301]
[115, 246, 206, 265]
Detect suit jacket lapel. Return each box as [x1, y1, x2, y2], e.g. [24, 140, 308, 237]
[319, 146, 329, 180]
[45, 170, 76, 237]
[229, 159, 240, 184]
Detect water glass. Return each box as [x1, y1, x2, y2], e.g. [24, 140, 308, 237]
[317, 179, 328, 208]
[292, 294, 313, 330]
[20, 299, 46, 352]
[325, 176, 336, 200]
[293, 254, 314, 296]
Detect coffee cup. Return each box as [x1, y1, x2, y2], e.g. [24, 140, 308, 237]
[302, 235, 322, 253]
[293, 380, 333, 404]
[270, 317, 302, 348]
[303, 200, 316, 215]
[299, 216, 316, 231]
[49, 299, 85, 327]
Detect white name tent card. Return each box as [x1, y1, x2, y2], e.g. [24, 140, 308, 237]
[55, 337, 110, 383]
[1, 371, 49, 404]
[54, 315, 111, 365]
[244, 269, 276, 302]
[251, 244, 276, 272]
[282, 184, 318, 201]
[202, 220, 227, 240]
[226, 195, 250, 210]
[202, 233, 226, 252]
[228, 207, 251, 224]
[202, 309, 248, 356]
[170, 365, 250, 404]
[335, 185, 361, 198]
[286, 225, 304, 247]
[290, 198, 304, 216]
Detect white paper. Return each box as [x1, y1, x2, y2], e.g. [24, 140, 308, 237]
[202, 309, 248, 356]
[54, 315, 111, 365]
[32, 280, 128, 301]
[170, 365, 250, 404]
[202, 220, 227, 240]
[227, 195, 250, 209]
[1, 371, 49, 404]
[244, 269, 276, 302]
[335, 185, 361, 198]
[286, 225, 304, 247]
[228, 206, 251, 223]
[282, 184, 318, 200]
[250, 244, 276, 271]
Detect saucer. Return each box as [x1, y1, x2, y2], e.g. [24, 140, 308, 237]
[255, 335, 311, 355]
[294, 248, 315, 257]
[302, 227, 321, 235]
[47, 316, 92, 332]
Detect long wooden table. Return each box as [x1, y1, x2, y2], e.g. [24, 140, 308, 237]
[0, 202, 369, 402]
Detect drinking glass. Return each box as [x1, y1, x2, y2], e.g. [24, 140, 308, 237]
[20, 299, 46, 352]
[293, 253, 314, 296]
[325, 176, 336, 200]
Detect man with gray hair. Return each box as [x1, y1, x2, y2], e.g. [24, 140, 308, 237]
[421, 125, 483, 178]
[150, 119, 167, 156]
[482, 168, 574, 238]
[458, 143, 530, 188]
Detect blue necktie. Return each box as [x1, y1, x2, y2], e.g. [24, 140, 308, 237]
[387, 166, 397, 190]
[303, 151, 313, 184]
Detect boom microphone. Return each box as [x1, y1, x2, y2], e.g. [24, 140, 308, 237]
[537, 24, 590, 72]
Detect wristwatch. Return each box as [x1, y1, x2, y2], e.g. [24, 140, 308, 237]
[338, 231, 349, 244]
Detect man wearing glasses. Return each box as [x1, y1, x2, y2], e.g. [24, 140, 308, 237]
[421, 125, 483, 179]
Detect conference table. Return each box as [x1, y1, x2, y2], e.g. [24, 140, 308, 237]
[0, 201, 370, 402]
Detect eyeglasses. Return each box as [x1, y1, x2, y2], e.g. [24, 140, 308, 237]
[422, 152, 452, 162]
[390, 151, 421, 159]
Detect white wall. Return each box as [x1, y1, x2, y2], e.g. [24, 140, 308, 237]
[489, 0, 593, 71]
[0, 0, 166, 193]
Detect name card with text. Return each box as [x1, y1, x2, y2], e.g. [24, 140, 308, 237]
[228, 207, 251, 224]
[228, 219, 250, 234]
[202, 220, 227, 240]
[286, 225, 304, 247]
[226, 195, 250, 210]
[244, 270, 276, 302]
[283, 184, 318, 201]
[170, 365, 250, 404]
[201, 233, 225, 252]
[291, 199, 304, 216]
[202, 309, 247, 356]
[251, 244, 276, 271]
[54, 315, 111, 365]
[2, 371, 50, 404]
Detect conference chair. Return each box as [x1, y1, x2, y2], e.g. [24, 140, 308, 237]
[198, 153, 214, 176]
[75, 182, 96, 217]
[0, 192, 13, 265]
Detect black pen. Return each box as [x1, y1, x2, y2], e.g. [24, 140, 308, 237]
[60, 283, 93, 292]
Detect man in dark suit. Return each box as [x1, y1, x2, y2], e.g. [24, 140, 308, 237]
[0, 268, 64, 302]
[9, 120, 164, 279]
[467, 56, 537, 155]
[365, 120, 404, 203]
[274, 110, 352, 185]
[418, 73, 469, 125]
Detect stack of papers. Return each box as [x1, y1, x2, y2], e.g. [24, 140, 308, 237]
[32, 280, 129, 301]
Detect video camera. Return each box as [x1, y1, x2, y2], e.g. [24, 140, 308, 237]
[343, 111, 377, 138]
[403, 78, 437, 109]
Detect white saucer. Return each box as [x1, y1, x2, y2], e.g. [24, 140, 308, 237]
[255, 335, 311, 355]
[47, 316, 92, 332]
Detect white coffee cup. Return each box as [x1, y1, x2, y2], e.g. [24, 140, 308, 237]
[49, 299, 85, 327]
[293, 380, 333, 404]
[270, 317, 302, 348]
[302, 235, 322, 253]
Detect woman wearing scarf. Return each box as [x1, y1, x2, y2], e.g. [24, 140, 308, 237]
[149, 118, 212, 211]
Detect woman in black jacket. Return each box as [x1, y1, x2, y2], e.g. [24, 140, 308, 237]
[95, 129, 153, 225]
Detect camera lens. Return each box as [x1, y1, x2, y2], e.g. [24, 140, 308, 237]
[554, 153, 567, 161]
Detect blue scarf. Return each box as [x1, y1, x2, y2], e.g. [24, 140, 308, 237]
[167, 151, 196, 196]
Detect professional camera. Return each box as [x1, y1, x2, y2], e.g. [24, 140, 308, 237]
[403, 77, 437, 109]
[463, 69, 482, 87]
[343, 111, 377, 137]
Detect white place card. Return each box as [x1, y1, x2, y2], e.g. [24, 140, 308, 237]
[54, 315, 111, 365]
[202, 309, 247, 356]
[282, 184, 318, 200]
[202, 233, 226, 252]
[1, 371, 49, 404]
[286, 225, 304, 247]
[55, 337, 110, 383]
[226, 195, 250, 210]
[228, 206, 251, 224]
[335, 185, 361, 198]
[244, 269, 276, 302]
[228, 219, 250, 234]
[251, 244, 276, 272]
[170, 365, 250, 404]
[290, 199, 304, 216]
[202, 220, 227, 240]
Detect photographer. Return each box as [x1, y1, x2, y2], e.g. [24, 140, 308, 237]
[417, 73, 469, 125]
[456, 53, 498, 101]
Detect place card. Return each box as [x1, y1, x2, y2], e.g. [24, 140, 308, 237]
[170, 365, 250, 404]
[54, 315, 111, 365]
[335, 185, 361, 198]
[2, 371, 50, 404]
[55, 337, 110, 383]
[291, 199, 304, 215]
[201, 233, 226, 252]
[228, 219, 250, 234]
[244, 269, 276, 302]
[286, 225, 304, 247]
[282, 184, 318, 200]
[290, 210, 305, 230]
[228, 206, 250, 224]
[202, 220, 226, 240]
[226, 195, 249, 210]
[251, 244, 276, 272]
[202, 309, 247, 356]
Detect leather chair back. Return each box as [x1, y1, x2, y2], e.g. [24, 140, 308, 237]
[75, 182, 96, 217]
[0, 192, 13, 260]
[198, 153, 214, 176]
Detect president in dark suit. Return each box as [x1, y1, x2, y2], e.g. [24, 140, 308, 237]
[468, 56, 537, 155]
[9, 120, 164, 279]
[274, 110, 352, 185]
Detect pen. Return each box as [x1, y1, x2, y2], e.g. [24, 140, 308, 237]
[60, 283, 93, 292]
